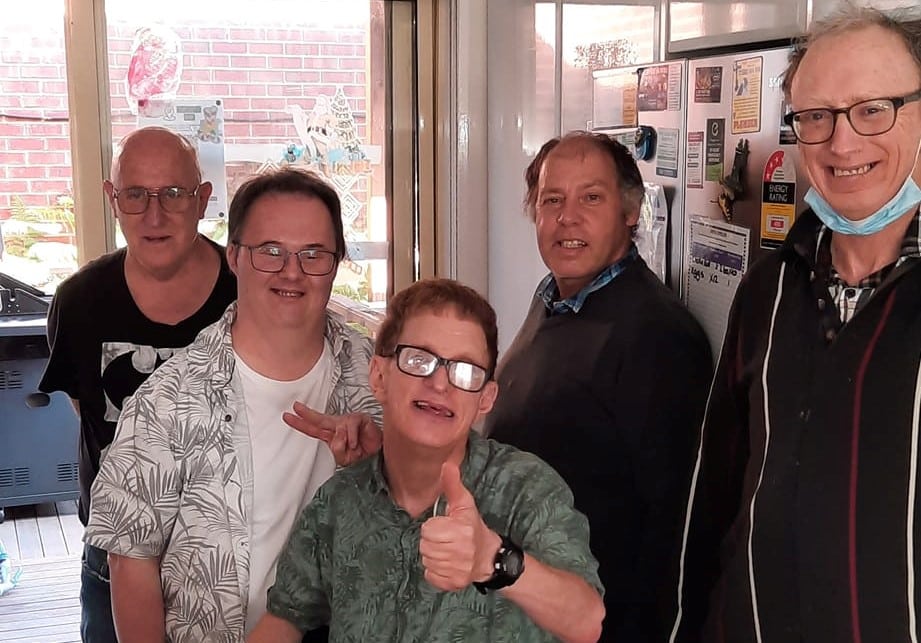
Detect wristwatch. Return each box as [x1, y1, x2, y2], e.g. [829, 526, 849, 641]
[473, 535, 525, 594]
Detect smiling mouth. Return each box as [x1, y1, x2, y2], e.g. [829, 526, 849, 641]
[271, 288, 304, 298]
[558, 240, 586, 249]
[413, 400, 455, 417]
[833, 163, 875, 177]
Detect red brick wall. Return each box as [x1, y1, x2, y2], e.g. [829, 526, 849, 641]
[0, 13, 378, 221]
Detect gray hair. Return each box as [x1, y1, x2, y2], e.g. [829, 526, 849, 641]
[782, 2, 921, 100]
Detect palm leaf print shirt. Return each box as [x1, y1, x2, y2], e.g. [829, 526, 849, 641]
[84, 303, 382, 643]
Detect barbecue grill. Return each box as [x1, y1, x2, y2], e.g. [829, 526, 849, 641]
[0, 273, 79, 523]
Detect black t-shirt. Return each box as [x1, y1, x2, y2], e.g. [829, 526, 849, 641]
[39, 238, 237, 524]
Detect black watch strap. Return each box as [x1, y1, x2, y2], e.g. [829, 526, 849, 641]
[473, 535, 525, 594]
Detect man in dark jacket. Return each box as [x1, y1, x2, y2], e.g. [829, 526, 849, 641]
[671, 6, 921, 642]
[483, 131, 712, 642]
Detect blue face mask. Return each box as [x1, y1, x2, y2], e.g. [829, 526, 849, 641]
[805, 175, 921, 236]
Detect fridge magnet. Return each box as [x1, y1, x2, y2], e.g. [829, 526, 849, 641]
[760, 150, 797, 249]
[714, 139, 750, 223]
[694, 66, 723, 104]
[637, 65, 669, 112]
[705, 118, 725, 183]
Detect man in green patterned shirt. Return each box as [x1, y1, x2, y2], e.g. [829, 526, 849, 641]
[249, 278, 605, 643]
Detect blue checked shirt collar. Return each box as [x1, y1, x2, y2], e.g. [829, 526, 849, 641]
[537, 245, 638, 315]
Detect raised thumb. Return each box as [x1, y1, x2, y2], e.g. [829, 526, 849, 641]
[440, 461, 473, 514]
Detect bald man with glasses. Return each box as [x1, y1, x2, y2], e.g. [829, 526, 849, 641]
[84, 168, 381, 643]
[39, 126, 238, 643]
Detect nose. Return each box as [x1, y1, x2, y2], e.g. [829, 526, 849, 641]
[827, 111, 862, 155]
[280, 251, 303, 278]
[142, 194, 166, 226]
[425, 363, 450, 392]
[556, 200, 579, 225]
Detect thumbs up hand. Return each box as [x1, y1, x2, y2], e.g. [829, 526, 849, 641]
[419, 461, 501, 592]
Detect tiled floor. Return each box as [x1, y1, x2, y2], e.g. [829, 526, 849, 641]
[0, 501, 82, 642]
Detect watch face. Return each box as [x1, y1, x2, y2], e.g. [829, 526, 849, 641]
[500, 542, 525, 579]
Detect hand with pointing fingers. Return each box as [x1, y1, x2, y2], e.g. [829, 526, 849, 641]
[282, 402, 382, 467]
[419, 462, 501, 592]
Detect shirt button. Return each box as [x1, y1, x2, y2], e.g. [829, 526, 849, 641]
[799, 409, 810, 422]
[825, 329, 836, 342]
[817, 299, 826, 311]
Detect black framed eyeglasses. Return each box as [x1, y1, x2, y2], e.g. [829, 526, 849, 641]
[235, 242, 338, 276]
[783, 89, 921, 144]
[112, 185, 201, 214]
[386, 344, 490, 393]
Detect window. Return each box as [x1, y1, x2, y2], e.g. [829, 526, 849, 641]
[2, 0, 430, 322]
[558, 3, 658, 132]
[104, 0, 393, 307]
[0, 1, 77, 294]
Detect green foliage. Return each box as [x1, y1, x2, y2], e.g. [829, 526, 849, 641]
[333, 280, 371, 303]
[200, 218, 228, 245]
[5, 195, 76, 258]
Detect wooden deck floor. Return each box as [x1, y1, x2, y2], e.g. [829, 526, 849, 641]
[0, 501, 82, 642]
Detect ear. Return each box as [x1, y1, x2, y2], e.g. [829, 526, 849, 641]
[476, 380, 499, 418]
[196, 182, 213, 220]
[624, 203, 641, 228]
[103, 180, 117, 214]
[369, 355, 389, 405]
[226, 242, 240, 276]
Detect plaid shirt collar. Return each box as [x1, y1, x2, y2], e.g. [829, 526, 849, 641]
[814, 207, 921, 324]
[536, 245, 638, 315]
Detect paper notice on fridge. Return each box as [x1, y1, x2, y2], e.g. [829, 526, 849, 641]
[623, 85, 638, 126]
[687, 131, 704, 188]
[656, 128, 679, 178]
[731, 56, 762, 134]
[667, 62, 682, 112]
[685, 218, 750, 358]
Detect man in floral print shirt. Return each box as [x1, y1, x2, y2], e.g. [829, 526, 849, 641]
[249, 278, 605, 643]
[85, 168, 381, 643]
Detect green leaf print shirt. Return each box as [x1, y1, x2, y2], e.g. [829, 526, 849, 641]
[268, 431, 603, 642]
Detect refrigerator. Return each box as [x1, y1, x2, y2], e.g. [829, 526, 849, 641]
[592, 60, 689, 293]
[592, 48, 811, 360]
[682, 47, 809, 359]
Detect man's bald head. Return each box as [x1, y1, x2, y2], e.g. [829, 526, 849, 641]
[111, 127, 202, 187]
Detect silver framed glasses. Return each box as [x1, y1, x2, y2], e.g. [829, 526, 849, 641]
[783, 89, 921, 144]
[112, 185, 202, 214]
[235, 242, 337, 276]
[387, 344, 489, 392]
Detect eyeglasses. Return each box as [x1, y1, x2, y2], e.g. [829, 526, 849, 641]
[783, 89, 921, 144]
[386, 344, 490, 392]
[112, 185, 202, 214]
[235, 242, 338, 276]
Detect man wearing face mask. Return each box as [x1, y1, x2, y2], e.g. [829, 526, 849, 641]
[671, 6, 921, 643]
